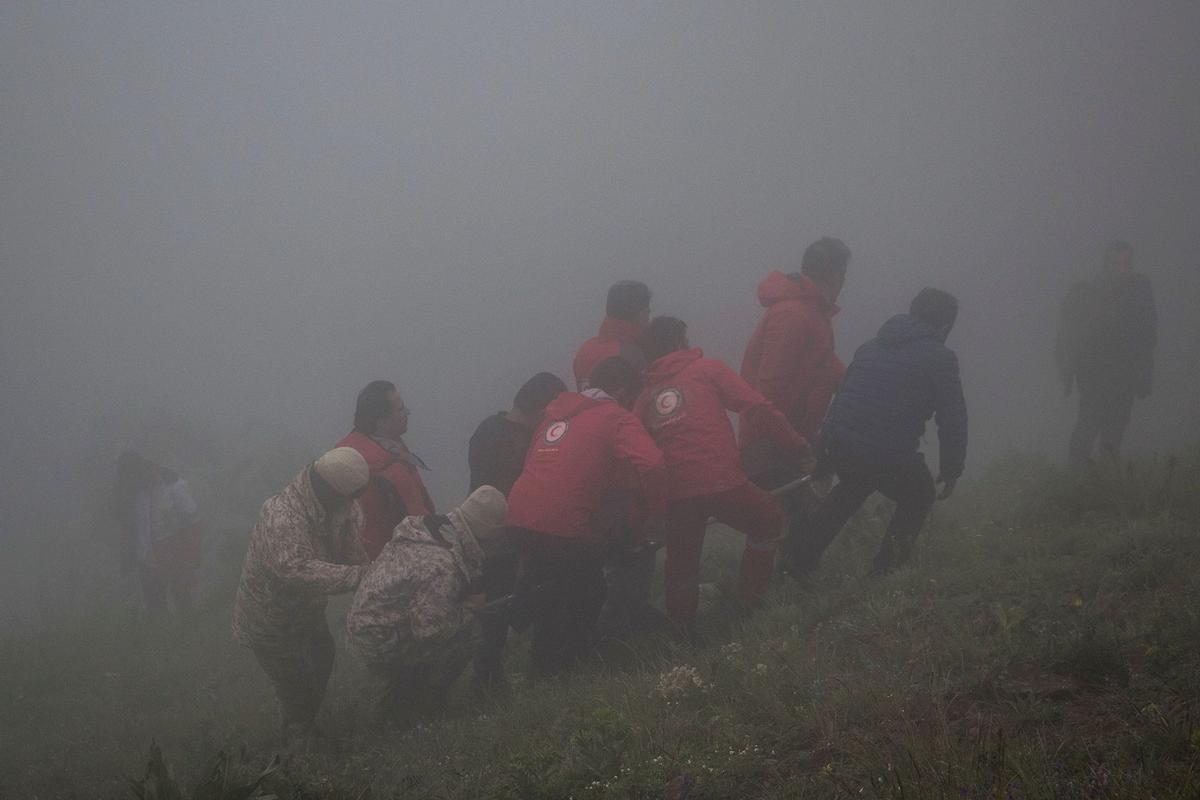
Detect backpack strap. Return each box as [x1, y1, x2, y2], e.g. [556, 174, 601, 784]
[422, 514, 454, 547]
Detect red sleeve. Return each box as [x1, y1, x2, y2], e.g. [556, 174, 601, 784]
[712, 362, 809, 454]
[753, 310, 806, 411]
[610, 409, 669, 516]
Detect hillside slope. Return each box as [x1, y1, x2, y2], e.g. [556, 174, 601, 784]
[2, 451, 1199, 799]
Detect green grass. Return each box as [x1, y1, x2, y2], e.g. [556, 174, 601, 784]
[3, 449, 1200, 798]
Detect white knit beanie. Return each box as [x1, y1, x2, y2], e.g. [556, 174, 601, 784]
[313, 447, 370, 497]
[454, 485, 508, 540]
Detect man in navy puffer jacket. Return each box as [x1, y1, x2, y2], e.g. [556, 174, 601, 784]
[794, 288, 967, 576]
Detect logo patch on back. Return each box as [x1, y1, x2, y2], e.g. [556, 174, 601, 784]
[543, 420, 569, 444]
[653, 388, 684, 418]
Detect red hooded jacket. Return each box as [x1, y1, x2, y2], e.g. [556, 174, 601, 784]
[572, 317, 645, 390]
[636, 349, 808, 500]
[506, 392, 667, 539]
[740, 271, 845, 443]
[336, 431, 435, 560]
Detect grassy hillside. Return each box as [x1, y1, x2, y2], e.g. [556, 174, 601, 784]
[2, 451, 1199, 799]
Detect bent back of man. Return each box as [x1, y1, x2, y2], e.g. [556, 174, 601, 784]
[799, 288, 967, 576]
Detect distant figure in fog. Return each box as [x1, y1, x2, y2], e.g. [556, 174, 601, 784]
[337, 381, 436, 560]
[797, 288, 968, 577]
[466, 371, 566, 689]
[231, 447, 370, 743]
[109, 450, 202, 615]
[1057, 241, 1157, 469]
[637, 316, 810, 629]
[346, 486, 508, 726]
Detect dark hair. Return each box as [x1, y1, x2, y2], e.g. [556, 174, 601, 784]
[353, 380, 397, 434]
[800, 237, 851, 280]
[513, 372, 567, 415]
[909, 288, 959, 331]
[589, 357, 642, 398]
[639, 316, 689, 364]
[605, 280, 652, 322]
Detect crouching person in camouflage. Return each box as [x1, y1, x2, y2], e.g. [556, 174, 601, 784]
[346, 486, 508, 727]
[231, 447, 371, 743]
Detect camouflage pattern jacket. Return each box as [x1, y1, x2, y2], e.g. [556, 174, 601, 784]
[232, 467, 367, 650]
[346, 510, 484, 667]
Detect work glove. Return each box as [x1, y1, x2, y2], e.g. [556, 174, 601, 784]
[935, 475, 957, 501]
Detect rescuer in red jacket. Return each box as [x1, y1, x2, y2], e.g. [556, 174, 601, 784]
[572, 279, 660, 637]
[506, 357, 668, 676]
[636, 316, 811, 627]
[572, 280, 652, 390]
[741, 237, 850, 448]
[336, 381, 436, 560]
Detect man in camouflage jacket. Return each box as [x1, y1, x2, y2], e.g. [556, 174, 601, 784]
[347, 485, 508, 724]
[232, 448, 370, 738]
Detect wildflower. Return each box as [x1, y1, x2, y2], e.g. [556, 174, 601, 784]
[656, 665, 709, 700]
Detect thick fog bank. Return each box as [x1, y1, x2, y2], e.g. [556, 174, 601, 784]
[2, 2, 1197, 566]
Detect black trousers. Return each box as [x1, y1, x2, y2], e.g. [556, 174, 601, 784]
[516, 532, 607, 677]
[251, 619, 335, 735]
[1069, 385, 1136, 470]
[472, 530, 520, 685]
[793, 455, 936, 575]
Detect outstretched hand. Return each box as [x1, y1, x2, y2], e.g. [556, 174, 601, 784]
[935, 475, 957, 501]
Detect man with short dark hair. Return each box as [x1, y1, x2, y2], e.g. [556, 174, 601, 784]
[636, 316, 810, 627]
[573, 280, 652, 391]
[465, 371, 566, 687]
[797, 288, 968, 576]
[1057, 242, 1157, 469]
[337, 381, 435, 559]
[741, 237, 850, 446]
[506, 356, 668, 676]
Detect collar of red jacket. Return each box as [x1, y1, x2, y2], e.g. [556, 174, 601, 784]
[645, 347, 704, 383]
[597, 316, 643, 343]
[544, 391, 608, 420]
[757, 270, 839, 316]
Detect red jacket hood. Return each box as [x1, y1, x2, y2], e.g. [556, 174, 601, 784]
[644, 348, 704, 384]
[757, 271, 837, 315]
[596, 316, 643, 343]
[544, 391, 605, 421]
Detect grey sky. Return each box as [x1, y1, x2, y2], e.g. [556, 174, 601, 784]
[2, 2, 1198, 531]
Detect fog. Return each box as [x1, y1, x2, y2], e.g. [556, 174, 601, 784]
[2, 3, 1198, 606]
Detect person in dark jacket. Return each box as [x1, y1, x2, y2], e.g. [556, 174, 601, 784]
[465, 371, 566, 688]
[796, 288, 968, 576]
[1057, 242, 1157, 469]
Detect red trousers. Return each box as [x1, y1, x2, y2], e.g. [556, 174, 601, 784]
[664, 481, 783, 623]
